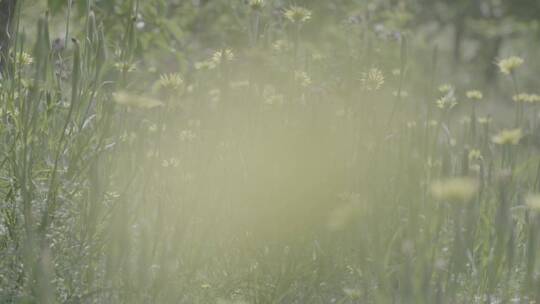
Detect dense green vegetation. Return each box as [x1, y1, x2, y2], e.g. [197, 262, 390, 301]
[1, 0, 540, 303]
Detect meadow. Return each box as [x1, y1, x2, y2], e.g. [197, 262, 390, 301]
[1, 0, 540, 303]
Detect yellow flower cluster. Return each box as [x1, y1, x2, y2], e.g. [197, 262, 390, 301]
[512, 93, 540, 103]
[492, 129, 522, 145]
[497, 56, 524, 75]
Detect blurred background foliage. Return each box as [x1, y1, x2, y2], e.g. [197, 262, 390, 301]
[1, 0, 540, 303]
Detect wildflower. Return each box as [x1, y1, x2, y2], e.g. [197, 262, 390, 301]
[112, 91, 163, 109]
[248, 0, 265, 11]
[406, 121, 416, 128]
[492, 129, 522, 145]
[212, 49, 234, 64]
[16, 52, 33, 66]
[526, 194, 540, 211]
[361, 68, 384, 91]
[155, 73, 185, 95]
[436, 91, 457, 110]
[294, 70, 312, 87]
[497, 56, 524, 75]
[468, 149, 483, 161]
[513, 93, 540, 103]
[284, 6, 312, 24]
[438, 84, 453, 94]
[466, 90, 483, 100]
[430, 177, 478, 202]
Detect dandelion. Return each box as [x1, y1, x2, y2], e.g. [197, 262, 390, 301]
[468, 149, 483, 161]
[361, 68, 384, 91]
[492, 129, 522, 145]
[497, 56, 524, 75]
[112, 91, 163, 109]
[155, 73, 185, 95]
[212, 49, 234, 65]
[466, 90, 483, 100]
[526, 194, 540, 211]
[248, 0, 265, 11]
[513, 93, 540, 103]
[15, 52, 33, 66]
[438, 84, 454, 94]
[430, 177, 478, 202]
[436, 91, 457, 110]
[284, 6, 312, 24]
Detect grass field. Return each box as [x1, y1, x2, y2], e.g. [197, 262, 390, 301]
[1, 0, 540, 303]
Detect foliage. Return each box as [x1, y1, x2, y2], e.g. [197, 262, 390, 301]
[1, 0, 540, 303]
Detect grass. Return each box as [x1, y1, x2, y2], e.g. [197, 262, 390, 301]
[1, 1, 540, 303]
